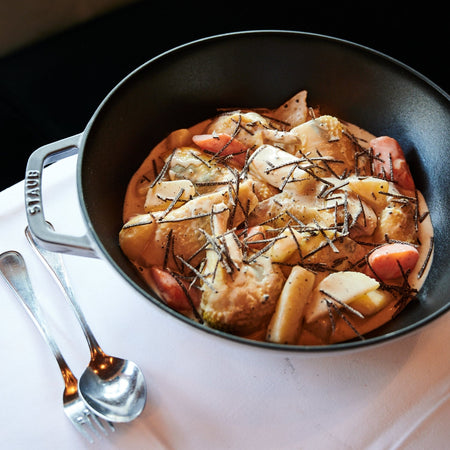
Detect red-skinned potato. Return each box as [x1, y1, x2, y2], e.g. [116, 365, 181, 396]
[370, 136, 415, 191]
[192, 133, 248, 166]
[367, 243, 419, 281]
[150, 266, 200, 312]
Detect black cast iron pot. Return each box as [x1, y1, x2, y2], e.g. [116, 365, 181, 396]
[25, 30, 450, 352]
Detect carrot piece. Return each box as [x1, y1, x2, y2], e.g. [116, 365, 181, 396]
[370, 136, 415, 191]
[150, 266, 200, 312]
[192, 133, 247, 166]
[367, 243, 419, 281]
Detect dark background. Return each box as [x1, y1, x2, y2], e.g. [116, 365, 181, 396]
[1, 2, 448, 191]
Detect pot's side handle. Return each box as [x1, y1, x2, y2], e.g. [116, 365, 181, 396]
[25, 134, 98, 258]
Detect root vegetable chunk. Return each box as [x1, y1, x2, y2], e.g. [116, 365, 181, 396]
[370, 136, 415, 191]
[150, 266, 200, 312]
[348, 177, 390, 210]
[368, 243, 419, 281]
[267, 266, 316, 344]
[305, 271, 379, 323]
[192, 133, 247, 166]
[350, 290, 393, 316]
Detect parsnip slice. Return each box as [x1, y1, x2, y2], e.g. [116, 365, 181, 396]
[348, 177, 389, 209]
[269, 227, 335, 264]
[304, 271, 379, 323]
[267, 266, 315, 344]
[269, 228, 302, 263]
[350, 289, 392, 316]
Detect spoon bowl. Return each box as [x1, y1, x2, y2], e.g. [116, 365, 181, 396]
[79, 350, 146, 422]
[26, 225, 147, 422]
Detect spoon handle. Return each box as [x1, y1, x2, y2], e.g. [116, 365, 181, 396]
[25, 226, 101, 354]
[0, 250, 73, 377]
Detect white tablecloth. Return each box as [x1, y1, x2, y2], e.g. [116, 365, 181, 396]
[1, 155, 449, 449]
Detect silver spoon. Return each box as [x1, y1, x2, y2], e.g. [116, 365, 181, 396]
[0, 250, 115, 442]
[25, 225, 147, 423]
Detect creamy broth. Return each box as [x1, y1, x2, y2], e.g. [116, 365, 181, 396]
[120, 94, 434, 346]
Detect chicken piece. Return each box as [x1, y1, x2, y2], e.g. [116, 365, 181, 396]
[247, 185, 377, 240]
[375, 200, 418, 243]
[247, 190, 335, 229]
[335, 191, 378, 239]
[169, 146, 278, 201]
[169, 147, 235, 194]
[348, 198, 378, 238]
[290, 116, 372, 177]
[119, 179, 259, 270]
[144, 179, 195, 212]
[205, 111, 272, 150]
[248, 144, 317, 195]
[261, 129, 302, 146]
[200, 207, 285, 335]
[251, 115, 347, 158]
[251, 179, 280, 202]
[247, 116, 373, 188]
[294, 115, 343, 143]
[202, 91, 309, 155]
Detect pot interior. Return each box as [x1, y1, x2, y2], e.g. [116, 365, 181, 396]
[78, 31, 450, 350]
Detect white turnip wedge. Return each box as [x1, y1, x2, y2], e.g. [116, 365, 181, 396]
[267, 266, 315, 344]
